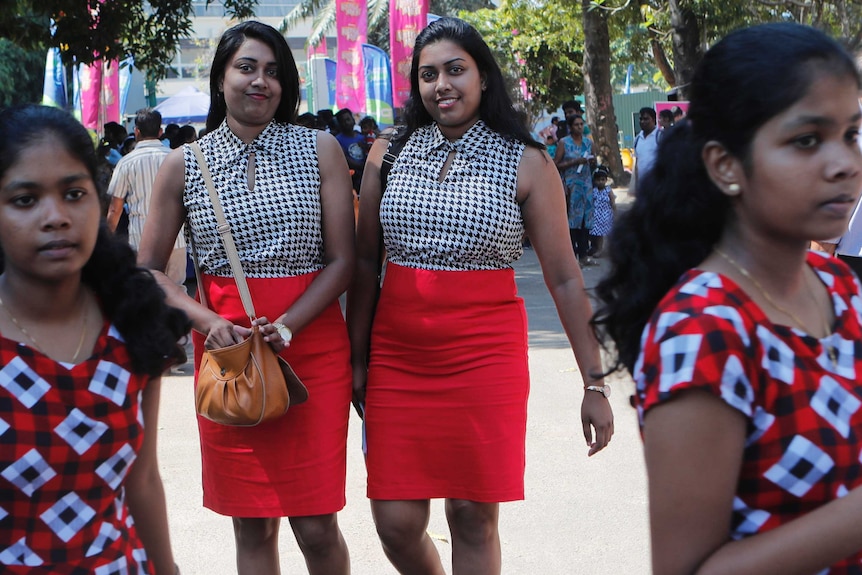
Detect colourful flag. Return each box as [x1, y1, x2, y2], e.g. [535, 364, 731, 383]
[78, 61, 103, 130]
[362, 44, 394, 127]
[41, 47, 67, 109]
[336, 0, 367, 112]
[389, 0, 428, 109]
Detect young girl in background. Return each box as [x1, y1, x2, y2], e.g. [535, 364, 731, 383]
[588, 166, 615, 258]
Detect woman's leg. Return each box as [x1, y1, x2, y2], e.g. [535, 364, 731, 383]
[288, 513, 350, 575]
[371, 499, 446, 575]
[590, 235, 604, 256]
[233, 517, 281, 575]
[445, 499, 501, 575]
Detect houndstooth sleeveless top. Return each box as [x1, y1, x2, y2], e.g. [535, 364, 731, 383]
[183, 120, 324, 278]
[381, 121, 526, 271]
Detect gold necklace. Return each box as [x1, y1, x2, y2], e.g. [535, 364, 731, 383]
[714, 248, 837, 367]
[0, 293, 89, 363]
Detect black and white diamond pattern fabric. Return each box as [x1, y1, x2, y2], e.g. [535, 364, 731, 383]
[95, 444, 137, 490]
[94, 555, 129, 575]
[811, 376, 861, 439]
[89, 361, 131, 407]
[2, 448, 57, 497]
[764, 435, 834, 497]
[719, 355, 754, 416]
[652, 311, 688, 343]
[746, 406, 776, 447]
[86, 522, 121, 557]
[679, 272, 723, 298]
[756, 325, 796, 385]
[184, 121, 325, 278]
[817, 334, 856, 379]
[0, 355, 51, 408]
[381, 121, 526, 271]
[0, 537, 43, 566]
[54, 408, 110, 455]
[0, 414, 8, 437]
[731, 496, 770, 540]
[40, 491, 97, 543]
[658, 333, 702, 396]
[704, 305, 751, 346]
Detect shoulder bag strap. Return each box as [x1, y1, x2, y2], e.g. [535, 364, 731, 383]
[190, 142, 257, 322]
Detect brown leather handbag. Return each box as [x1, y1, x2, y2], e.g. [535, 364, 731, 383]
[190, 143, 308, 426]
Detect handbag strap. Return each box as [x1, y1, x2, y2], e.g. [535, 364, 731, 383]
[190, 141, 257, 322]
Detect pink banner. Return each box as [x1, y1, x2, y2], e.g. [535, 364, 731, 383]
[79, 59, 121, 131]
[336, 0, 367, 112]
[103, 60, 120, 123]
[389, 0, 428, 109]
[79, 62, 102, 130]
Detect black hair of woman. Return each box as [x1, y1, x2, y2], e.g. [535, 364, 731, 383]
[400, 17, 542, 149]
[206, 20, 301, 133]
[0, 104, 190, 376]
[591, 22, 861, 374]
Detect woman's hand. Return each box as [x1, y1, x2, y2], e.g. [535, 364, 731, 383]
[581, 391, 614, 456]
[351, 362, 368, 418]
[203, 316, 250, 350]
[252, 316, 290, 354]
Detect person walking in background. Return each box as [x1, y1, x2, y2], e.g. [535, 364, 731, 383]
[588, 165, 615, 258]
[137, 21, 355, 575]
[0, 104, 188, 574]
[554, 114, 596, 266]
[106, 108, 188, 286]
[593, 22, 862, 575]
[631, 106, 659, 193]
[335, 108, 368, 193]
[349, 17, 612, 575]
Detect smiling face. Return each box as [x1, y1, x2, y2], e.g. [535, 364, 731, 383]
[0, 135, 100, 283]
[417, 39, 485, 140]
[220, 37, 282, 137]
[728, 70, 862, 243]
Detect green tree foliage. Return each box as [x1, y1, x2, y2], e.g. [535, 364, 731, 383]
[0, 0, 258, 82]
[463, 0, 585, 120]
[0, 38, 45, 107]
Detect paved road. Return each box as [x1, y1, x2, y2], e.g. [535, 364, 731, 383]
[157, 241, 650, 574]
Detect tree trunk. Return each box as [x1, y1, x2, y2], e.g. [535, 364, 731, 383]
[582, 0, 626, 184]
[668, 0, 702, 99]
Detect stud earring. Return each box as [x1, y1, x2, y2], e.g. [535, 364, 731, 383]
[728, 183, 740, 193]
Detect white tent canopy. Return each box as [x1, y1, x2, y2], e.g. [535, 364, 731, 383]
[154, 86, 210, 124]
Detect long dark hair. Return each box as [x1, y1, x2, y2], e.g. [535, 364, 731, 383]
[400, 17, 541, 149]
[0, 105, 189, 377]
[592, 22, 861, 374]
[206, 20, 301, 133]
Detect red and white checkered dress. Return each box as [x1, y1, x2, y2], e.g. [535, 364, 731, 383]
[636, 251, 862, 573]
[0, 321, 152, 574]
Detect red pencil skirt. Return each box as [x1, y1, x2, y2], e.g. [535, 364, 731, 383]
[193, 272, 351, 517]
[366, 263, 530, 502]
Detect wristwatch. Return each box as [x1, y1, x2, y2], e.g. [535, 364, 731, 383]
[585, 384, 611, 398]
[272, 322, 293, 344]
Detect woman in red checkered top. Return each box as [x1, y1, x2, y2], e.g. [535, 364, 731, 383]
[0, 105, 188, 574]
[593, 23, 862, 575]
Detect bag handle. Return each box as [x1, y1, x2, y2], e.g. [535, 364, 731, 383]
[189, 141, 257, 322]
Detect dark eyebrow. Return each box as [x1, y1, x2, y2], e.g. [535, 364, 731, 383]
[786, 111, 862, 129]
[234, 56, 278, 66]
[2, 173, 91, 193]
[419, 57, 466, 70]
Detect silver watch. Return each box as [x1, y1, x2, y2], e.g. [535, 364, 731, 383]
[272, 322, 293, 344]
[585, 384, 611, 399]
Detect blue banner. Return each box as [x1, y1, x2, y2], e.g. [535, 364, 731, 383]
[326, 58, 338, 111]
[41, 47, 67, 109]
[362, 44, 394, 127]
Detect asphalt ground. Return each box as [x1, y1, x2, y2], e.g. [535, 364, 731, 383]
[156, 193, 650, 574]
